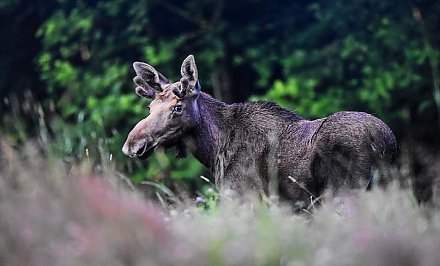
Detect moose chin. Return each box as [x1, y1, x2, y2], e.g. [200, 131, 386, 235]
[122, 55, 397, 207]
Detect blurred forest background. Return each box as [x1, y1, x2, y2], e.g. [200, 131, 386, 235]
[1, 0, 439, 196]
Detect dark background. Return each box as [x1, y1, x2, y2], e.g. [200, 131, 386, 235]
[1, 0, 439, 194]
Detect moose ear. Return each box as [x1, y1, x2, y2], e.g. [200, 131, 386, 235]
[180, 55, 198, 88]
[133, 62, 169, 92]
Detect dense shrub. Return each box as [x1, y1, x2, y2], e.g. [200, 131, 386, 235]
[2, 0, 440, 187]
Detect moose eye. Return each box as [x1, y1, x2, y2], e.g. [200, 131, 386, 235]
[172, 105, 183, 113]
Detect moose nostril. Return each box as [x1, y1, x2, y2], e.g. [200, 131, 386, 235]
[136, 143, 147, 156]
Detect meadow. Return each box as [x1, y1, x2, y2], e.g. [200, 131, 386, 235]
[1, 138, 439, 266]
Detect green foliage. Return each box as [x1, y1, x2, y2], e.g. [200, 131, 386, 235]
[251, 0, 440, 134]
[2, 0, 440, 188]
[34, 0, 205, 182]
[257, 78, 342, 118]
[194, 177, 220, 211]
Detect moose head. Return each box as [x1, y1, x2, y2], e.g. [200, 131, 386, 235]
[122, 55, 201, 159]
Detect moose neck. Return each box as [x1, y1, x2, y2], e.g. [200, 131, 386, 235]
[186, 92, 227, 170]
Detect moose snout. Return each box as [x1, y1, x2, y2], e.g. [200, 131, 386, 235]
[122, 138, 148, 158]
[122, 140, 133, 157]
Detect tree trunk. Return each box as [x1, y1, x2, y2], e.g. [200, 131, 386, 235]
[211, 56, 233, 103]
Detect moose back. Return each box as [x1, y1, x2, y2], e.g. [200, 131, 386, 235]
[122, 55, 397, 205]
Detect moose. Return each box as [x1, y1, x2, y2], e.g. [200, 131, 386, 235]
[122, 55, 397, 206]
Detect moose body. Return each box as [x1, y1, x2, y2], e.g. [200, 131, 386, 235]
[123, 55, 397, 205]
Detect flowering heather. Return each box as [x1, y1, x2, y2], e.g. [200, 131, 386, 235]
[0, 140, 439, 266]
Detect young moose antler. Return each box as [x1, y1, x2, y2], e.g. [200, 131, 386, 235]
[132, 61, 170, 98]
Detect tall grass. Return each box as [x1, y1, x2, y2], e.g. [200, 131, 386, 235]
[1, 138, 440, 266]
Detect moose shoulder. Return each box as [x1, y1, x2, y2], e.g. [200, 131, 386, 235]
[122, 55, 397, 206]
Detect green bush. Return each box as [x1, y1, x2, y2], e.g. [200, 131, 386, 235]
[3, 0, 439, 187]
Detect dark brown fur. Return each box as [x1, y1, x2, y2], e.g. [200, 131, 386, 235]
[123, 55, 397, 206]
